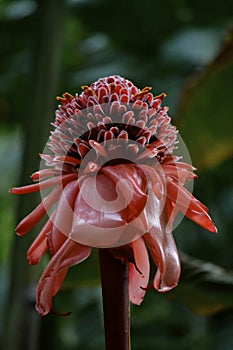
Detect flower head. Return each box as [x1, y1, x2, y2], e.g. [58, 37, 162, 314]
[10, 75, 217, 316]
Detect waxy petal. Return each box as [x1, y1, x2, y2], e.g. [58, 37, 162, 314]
[161, 164, 196, 184]
[31, 169, 61, 181]
[10, 75, 217, 316]
[101, 164, 148, 220]
[166, 178, 217, 233]
[139, 164, 165, 200]
[46, 179, 80, 256]
[70, 173, 127, 247]
[142, 183, 180, 291]
[53, 179, 79, 237]
[47, 227, 67, 256]
[71, 167, 150, 247]
[185, 208, 217, 233]
[16, 186, 62, 236]
[9, 173, 78, 194]
[129, 238, 150, 305]
[36, 238, 91, 316]
[26, 212, 56, 265]
[145, 225, 181, 292]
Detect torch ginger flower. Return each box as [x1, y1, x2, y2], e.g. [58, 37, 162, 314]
[10, 75, 217, 316]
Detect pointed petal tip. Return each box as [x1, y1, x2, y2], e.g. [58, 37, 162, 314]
[130, 295, 144, 305]
[26, 255, 40, 265]
[35, 304, 50, 317]
[15, 223, 27, 236]
[15, 227, 23, 236]
[9, 185, 38, 194]
[9, 187, 17, 194]
[209, 224, 218, 234]
[202, 216, 218, 233]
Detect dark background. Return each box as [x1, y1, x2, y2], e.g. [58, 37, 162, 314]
[0, 0, 233, 349]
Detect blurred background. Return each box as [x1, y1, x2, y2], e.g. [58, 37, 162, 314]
[0, 0, 233, 349]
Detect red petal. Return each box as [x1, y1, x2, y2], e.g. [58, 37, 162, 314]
[143, 184, 180, 291]
[163, 159, 196, 171]
[16, 186, 62, 236]
[166, 178, 217, 233]
[9, 173, 77, 194]
[47, 180, 80, 255]
[26, 212, 55, 265]
[31, 169, 61, 181]
[53, 179, 79, 237]
[70, 173, 127, 247]
[54, 156, 81, 166]
[161, 164, 196, 184]
[144, 224, 181, 292]
[185, 208, 217, 233]
[101, 164, 148, 220]
[47, 227, 66, 256]
[129, 238, 150, 305]
[36, 238, 91, 316]
[139, 165, 165, 200]
[166, 177, 207, 211]
[164, 198, 179, 230]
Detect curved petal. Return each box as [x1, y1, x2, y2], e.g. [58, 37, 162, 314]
[101, 164, 148, 220]
[140, 165, 165, 200]
[26, 212, 55, 265]
[166, 178, 217, 233]
[70, 173, 128, 247]
[15, 185, 62, 236]
[9, 173, 78, 194]
[145, 225, 180, 292]
[129, 238, 150, 305]
[142, 176, 179, 296]
[185, 208, 217, 233]
[46, 179, 80, 255]
[36, 238, 91, 316]
[53, 179, 79, 237]
[31, 169, 61, 181]
[161, 164, 196, 185]
[47, 227, 67, 256]
[164, 197, 179, 230]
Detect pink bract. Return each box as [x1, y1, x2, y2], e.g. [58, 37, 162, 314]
[10, 75, 216, 316]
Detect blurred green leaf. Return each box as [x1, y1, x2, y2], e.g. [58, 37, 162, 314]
[1, 0, 233, 349]
[177, 30, 233, 170]
[0, 128, 22, 262]
[170, 252, 233, 315]
[0, 1, 36, 21]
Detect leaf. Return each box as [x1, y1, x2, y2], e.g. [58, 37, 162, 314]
[169, 252, 233, 315]
[176, 29, 233, 170]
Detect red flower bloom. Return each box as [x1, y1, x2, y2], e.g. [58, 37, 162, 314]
[10, 75, 216, 316]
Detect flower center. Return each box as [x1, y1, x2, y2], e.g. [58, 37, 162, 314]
[45, 76, 177, 172]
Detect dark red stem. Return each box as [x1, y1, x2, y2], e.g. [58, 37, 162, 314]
[98, 248, 130, 350]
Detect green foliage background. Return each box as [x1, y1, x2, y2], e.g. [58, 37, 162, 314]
[0, 0, 232, 349]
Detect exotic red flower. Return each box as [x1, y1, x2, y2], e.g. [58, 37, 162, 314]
[10, 75, 217, 316]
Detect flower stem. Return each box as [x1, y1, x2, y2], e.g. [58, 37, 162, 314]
[99, 248, 130, 350]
